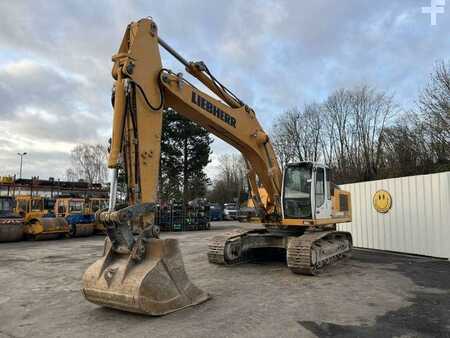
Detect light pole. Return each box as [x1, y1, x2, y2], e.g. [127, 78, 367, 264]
[17, 152, 27, 179]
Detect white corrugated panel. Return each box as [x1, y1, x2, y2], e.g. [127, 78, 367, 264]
[337, 171, 450, 259]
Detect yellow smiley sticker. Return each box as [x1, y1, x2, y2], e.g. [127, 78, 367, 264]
[373, 190, 392, 213]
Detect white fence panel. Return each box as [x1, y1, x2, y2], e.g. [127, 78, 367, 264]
[337, 172, 450, 259]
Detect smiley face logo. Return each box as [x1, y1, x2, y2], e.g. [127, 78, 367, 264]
[373, 190, 392, 213]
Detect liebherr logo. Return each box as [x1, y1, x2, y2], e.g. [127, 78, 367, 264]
[191, 92, 237, 128]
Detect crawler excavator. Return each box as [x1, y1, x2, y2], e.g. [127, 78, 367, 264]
[82, 18, 353, 316]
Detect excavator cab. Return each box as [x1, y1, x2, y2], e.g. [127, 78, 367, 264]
[283, 162, 351, 223]
[282, 162, 333, 220]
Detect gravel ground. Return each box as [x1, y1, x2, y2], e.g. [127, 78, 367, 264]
[0, 222, 449, 338]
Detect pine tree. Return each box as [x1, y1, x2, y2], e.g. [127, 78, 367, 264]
[159, 109, 212, 203]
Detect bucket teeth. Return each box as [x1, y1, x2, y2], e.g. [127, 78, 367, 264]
[82, 238, 210, 316]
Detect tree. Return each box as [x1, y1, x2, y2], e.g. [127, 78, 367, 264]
[268, 63, 449, 184]
[272, 103, 323, 169]
[322, 88, 353, 177]
[347, 85, 394, 180]
[207, 154, 247, 205]
[314, 86, 395, 182]
[272, 110, 298, 170]
[380, 61, 450, 177]
[65, 168, 78, 182]
[271, 85, 395, 183]
[381, 113, 433, 177]
[159, 109, 183, 201]
[418, 61, 450, 166]
[66, 143, 108, 184]
[159, 109, 212, 203]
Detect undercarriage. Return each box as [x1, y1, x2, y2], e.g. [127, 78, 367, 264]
[208, 228, 352, 275]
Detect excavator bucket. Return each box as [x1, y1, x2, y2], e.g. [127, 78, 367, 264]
[82, 237, 209, 315]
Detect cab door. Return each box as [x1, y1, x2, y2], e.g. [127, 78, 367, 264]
[313, 165, 332, 219]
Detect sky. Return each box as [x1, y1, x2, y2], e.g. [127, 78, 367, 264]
[0, 0, 448, 180]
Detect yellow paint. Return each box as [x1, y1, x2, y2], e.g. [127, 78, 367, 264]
[0, 176, 13, 183]
[247, 187, 268, 208]
[373, 190, 392, 213]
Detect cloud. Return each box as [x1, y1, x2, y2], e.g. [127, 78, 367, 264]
[0, 0, 448, 180]
[0, 60, 83, 119]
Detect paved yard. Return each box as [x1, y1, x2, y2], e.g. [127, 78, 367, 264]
[0, 222, 449, 338]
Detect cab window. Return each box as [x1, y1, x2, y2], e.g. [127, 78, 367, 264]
[58, 204, 66, 215]
[326, 168, 331, 200]
[31, 198, 43, 211]
[69, 201, 83, 213]
[315, 168, 325, 207]
[0, 199, 12, 212]
[283, 164, 312, 219]
[44, 199, 55, 210]
[91, 200, 100, 212]
[18, 200, 28, 213]
[101, 200, 108, 210]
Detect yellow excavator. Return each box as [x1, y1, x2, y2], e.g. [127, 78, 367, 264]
[82, 18, 353, 316]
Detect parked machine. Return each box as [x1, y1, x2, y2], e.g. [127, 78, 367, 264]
[209, 203, 223, 221]
[86, 197, 109, 234]
[82, 18, 352, 316]
[237, 187, 268, 222]
[54, 197, 94, 237]
[223, 203, 238, 220]
[14, 195, 68, 240]
[0, 196, 24, 242]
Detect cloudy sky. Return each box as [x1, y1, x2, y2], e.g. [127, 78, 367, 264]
[0, 0, 448, 180]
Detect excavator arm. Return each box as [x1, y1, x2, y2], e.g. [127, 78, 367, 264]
[83, 17, 284, 317]
[107, 18, 282, 225]
[161, 70, 282, 216]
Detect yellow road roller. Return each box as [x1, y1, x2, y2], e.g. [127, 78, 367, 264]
[86, 197, 109, 234]
[55, 197, 94, 237]
[15, 196, 69, 240]
[0, 196, 24, 242]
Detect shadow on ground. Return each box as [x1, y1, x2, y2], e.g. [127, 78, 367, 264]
[299, 250, 450, 338]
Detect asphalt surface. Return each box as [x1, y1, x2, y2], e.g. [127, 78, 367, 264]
[0, 222, 449, 338]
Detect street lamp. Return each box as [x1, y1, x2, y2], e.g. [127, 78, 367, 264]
[17, 152, 27, 179]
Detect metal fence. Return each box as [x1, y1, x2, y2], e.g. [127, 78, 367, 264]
[337, 171, 450, 259]
[155, 202, 211, 231]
